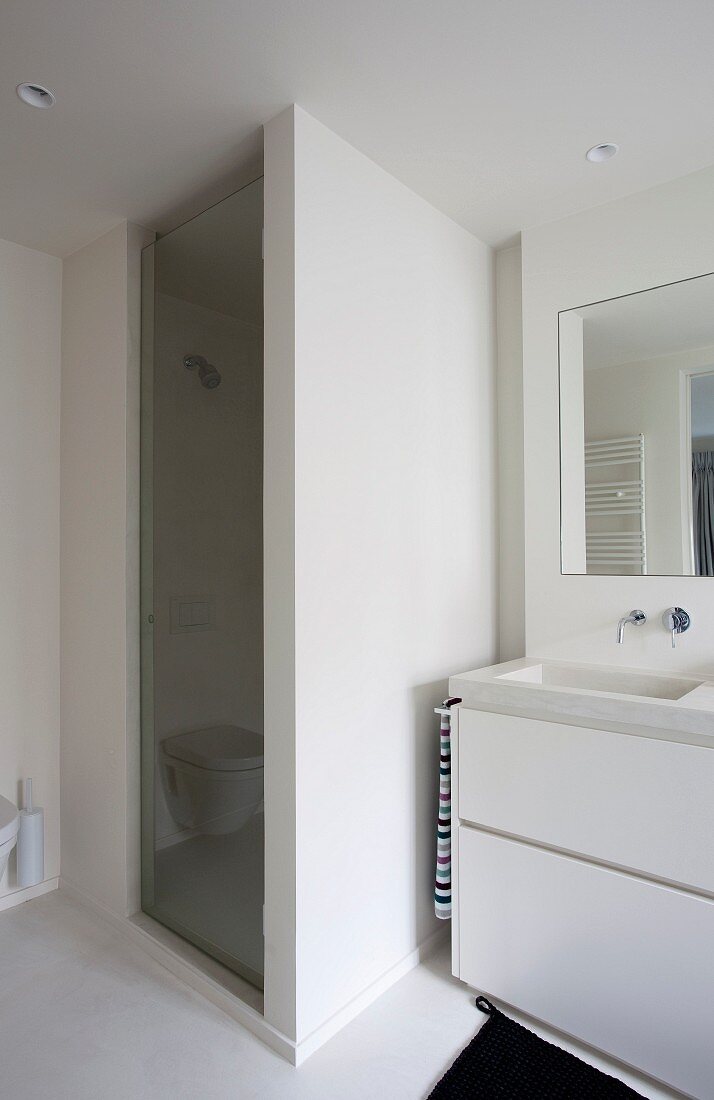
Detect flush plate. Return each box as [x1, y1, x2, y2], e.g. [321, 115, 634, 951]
[170, 596, 215, 634]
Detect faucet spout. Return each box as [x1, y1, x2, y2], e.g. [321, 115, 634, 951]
[616, 609, 647, 644]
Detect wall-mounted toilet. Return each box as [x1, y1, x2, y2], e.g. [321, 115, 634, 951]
[159, 725, 263, 836]
[0, 795, 19, 883]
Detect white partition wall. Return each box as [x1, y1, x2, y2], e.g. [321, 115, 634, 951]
[53, 104, 497, 1058]
[263, 107, 298, 1040]
[264, 105, 498, 1052]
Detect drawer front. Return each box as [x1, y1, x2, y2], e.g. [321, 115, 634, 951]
[458, 708, 714, 892]
[458, 827, 714, 1098]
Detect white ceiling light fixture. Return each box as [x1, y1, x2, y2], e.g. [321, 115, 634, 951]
[586, 142, 619, 163]
[16, 83, 56, 109]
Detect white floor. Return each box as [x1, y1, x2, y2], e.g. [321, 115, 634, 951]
[0, 890, 684, 1100]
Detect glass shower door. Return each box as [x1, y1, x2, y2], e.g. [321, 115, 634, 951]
[140, 178, 264, 989]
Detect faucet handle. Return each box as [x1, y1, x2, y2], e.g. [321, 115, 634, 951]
[662, 607, 691, 649]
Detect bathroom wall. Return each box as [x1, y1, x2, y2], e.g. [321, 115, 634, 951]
[60, 221, 151, 916]
[520, 162, 714, 672]
[264, 106, 498, 1047]
[496, 246, 525, 659]
[151, 292, 263, 842]
[0, 238, 61, 907]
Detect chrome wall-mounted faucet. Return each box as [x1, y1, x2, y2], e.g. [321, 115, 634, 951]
[616, 609, 647, 644]
[662, 607, 691, 648]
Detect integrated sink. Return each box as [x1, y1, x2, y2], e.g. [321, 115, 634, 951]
[450, 658, 714, 744]
[496, 663, 701, 701]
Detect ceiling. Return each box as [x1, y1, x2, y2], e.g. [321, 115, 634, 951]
[579, 273, 714, 370]
[4, 0, 714, 257]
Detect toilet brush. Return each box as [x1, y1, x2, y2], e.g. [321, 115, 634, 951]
[17, 778, 44, 888]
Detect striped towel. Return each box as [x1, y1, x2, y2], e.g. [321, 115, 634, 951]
[434, 708, 453, 919]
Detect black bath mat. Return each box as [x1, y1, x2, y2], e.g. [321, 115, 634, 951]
[428, 997, 645, 1098]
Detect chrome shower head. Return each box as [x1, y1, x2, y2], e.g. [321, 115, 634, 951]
[198, 361, 221, 389]
[183, 354, 222, 390]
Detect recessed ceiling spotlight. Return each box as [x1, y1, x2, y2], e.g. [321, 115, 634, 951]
[16, 83, 56, 109]
[586, 143, 619, 163]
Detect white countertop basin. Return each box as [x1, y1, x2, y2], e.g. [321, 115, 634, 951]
[449, 658, 714, 743]
[496, 662, 700, 701]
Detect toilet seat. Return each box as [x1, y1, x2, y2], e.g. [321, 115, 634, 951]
[159, 726, 263, 836]
[163, 726, 263, 772]
[0, 795, 19, 882]
[0, 794, 19, 848]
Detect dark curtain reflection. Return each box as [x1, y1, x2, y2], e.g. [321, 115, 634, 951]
[692, 451, 714, 576]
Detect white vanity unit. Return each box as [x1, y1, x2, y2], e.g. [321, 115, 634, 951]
[449, 658, 714, 1099]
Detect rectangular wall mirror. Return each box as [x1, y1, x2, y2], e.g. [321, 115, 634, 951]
[559, 271, 714, 577]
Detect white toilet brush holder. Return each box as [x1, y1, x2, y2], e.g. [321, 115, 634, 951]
[17, 778, 44, 888]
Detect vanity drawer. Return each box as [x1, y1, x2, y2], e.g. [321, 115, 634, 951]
[457, 708, 714, 892]
[457, 827, 714, 1098]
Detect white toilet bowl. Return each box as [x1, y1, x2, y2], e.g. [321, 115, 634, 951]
[160, 725, 263, 836]
[0, 795, 19, 883]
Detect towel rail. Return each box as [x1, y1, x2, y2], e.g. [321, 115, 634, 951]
[584, 434, 646, 573]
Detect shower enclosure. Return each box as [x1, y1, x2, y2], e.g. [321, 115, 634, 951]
[140, 177, 264, 990]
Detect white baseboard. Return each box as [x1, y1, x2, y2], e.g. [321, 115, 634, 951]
[58, 878, 448, 1067]
[292, 923, 449, 1065]
[0, 876, 58, 913]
